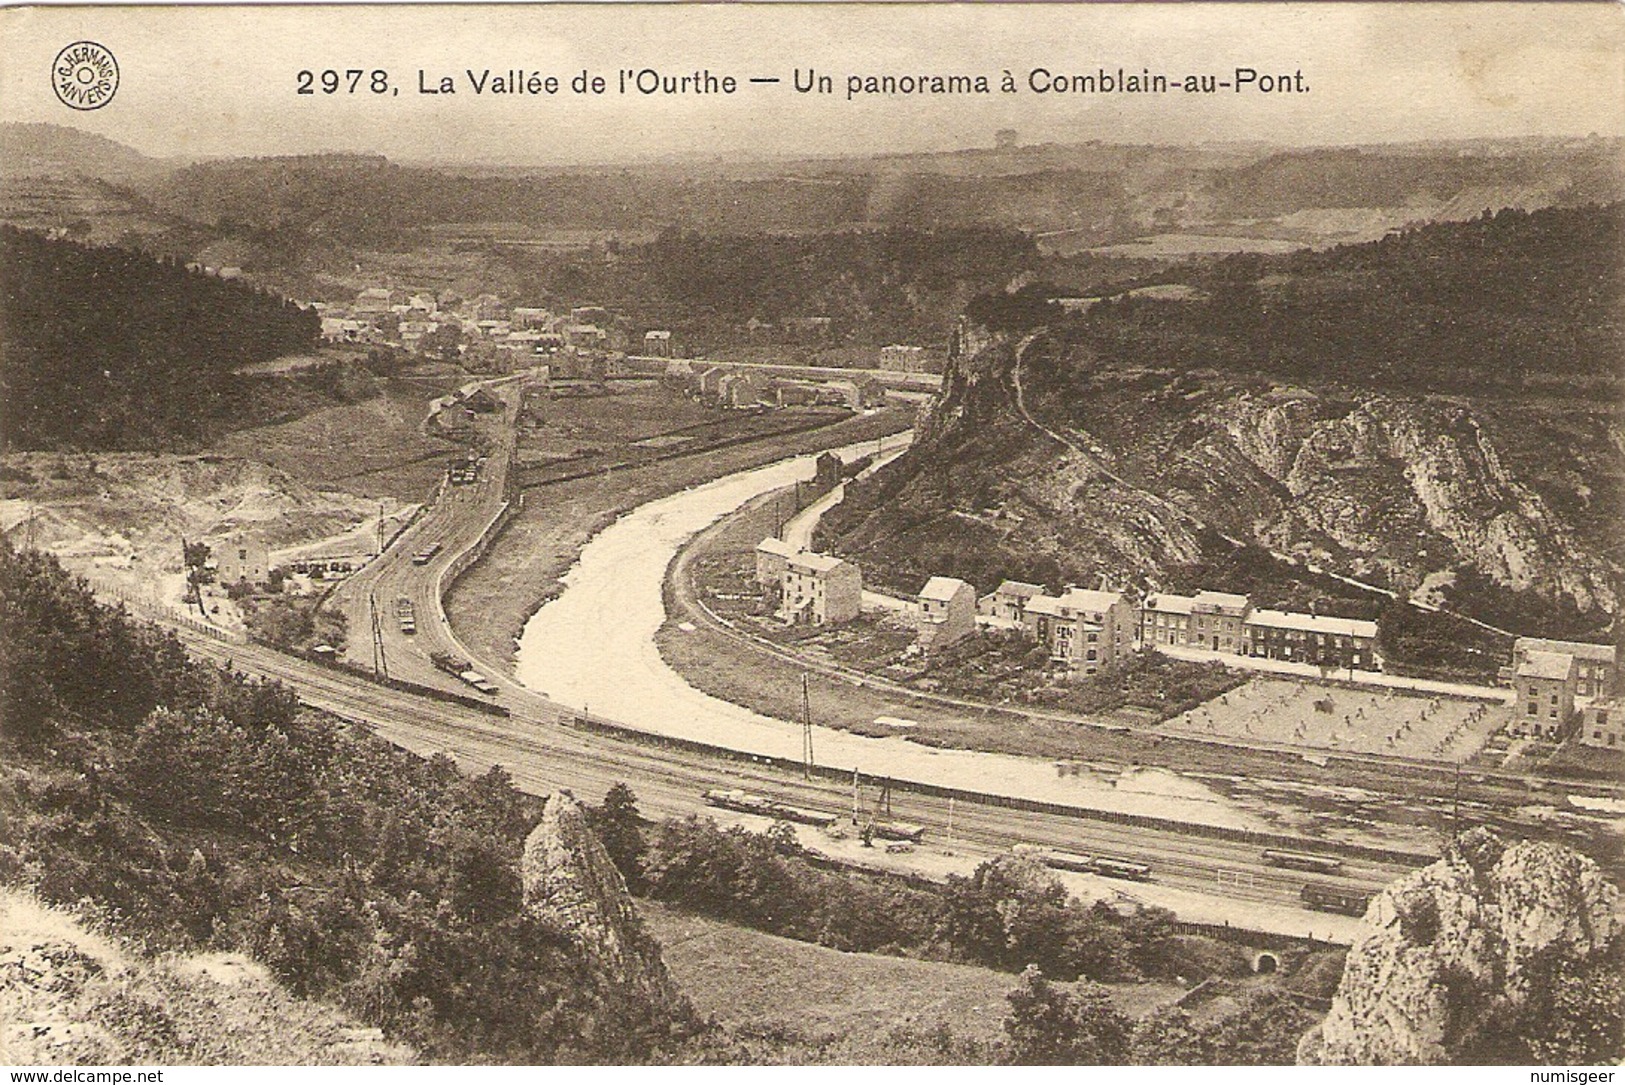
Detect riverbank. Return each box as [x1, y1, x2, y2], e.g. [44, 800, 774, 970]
[649, 465, 1619, 856]
[445, 405, 911, 671]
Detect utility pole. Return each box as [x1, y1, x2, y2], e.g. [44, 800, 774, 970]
[946, 797, 955, 855]
[801, 672, 815, 780]
[376, 501, 385, 557]
[369, 591, 389, 680]
[852, 768, 860, 825]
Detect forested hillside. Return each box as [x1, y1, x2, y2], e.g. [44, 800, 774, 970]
[0, 227, 319, 450]
[1076, 204, 1623, 395]
[498, 226, 1038, 345]
[0, 542, 692, 1063]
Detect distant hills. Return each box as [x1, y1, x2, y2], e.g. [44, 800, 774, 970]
[0, 121, 171, 183]
[2, 122, 1620, 260]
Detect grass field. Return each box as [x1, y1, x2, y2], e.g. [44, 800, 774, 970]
[211, 377, 460, 503]
[641, 900, 1183, 1056]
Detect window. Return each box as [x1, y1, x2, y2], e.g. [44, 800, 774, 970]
[1527, 701, 1539, 715]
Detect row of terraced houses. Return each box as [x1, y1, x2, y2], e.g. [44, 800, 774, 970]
[749, 538, 1623, 749]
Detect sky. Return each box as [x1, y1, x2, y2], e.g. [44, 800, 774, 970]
[1, 3, 1622, 166]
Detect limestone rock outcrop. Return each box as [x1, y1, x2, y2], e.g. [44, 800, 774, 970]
[521, 792, 692, 1030]
[1300, 829, 1619, 1065]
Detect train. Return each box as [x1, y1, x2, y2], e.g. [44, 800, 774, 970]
[1300, 882, 1371, 917]
[702, 788, 840, 828]
[1262, 849, 1345, 875]
[396, 596, 416, 634]
[411, 543, 443, 566]
[1013, 844, 1152, 881]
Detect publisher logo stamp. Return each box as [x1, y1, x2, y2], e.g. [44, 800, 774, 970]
[52, 41, 119, 111]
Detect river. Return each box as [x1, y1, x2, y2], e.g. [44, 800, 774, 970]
[514, 433, 1267, 831]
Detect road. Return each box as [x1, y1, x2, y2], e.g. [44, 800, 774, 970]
[625, 354, 943, 392]
[327, 382, 520, 695]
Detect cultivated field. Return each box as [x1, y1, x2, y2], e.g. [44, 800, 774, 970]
[1164, 680, 1508, 764]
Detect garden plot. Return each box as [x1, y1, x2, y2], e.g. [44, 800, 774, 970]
[1165, 678, 1506, 764]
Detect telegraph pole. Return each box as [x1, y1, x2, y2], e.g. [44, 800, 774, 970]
[801, 672, 815, 780]
[369, 591, 389, 680]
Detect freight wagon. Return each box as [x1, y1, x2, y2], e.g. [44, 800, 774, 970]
[1300, 882, 1371, 917]
[1013, 844, 1152, 880]
[1263, 849, 1344, 874]
[702, 788, 840, 828]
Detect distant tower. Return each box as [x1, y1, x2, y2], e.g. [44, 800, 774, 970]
[995, 128, 1019, 150]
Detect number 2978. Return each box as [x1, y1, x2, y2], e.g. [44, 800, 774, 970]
[297, 69, 392, 94]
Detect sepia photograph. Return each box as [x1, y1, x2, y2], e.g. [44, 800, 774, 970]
[0, 1, 1622, 1070]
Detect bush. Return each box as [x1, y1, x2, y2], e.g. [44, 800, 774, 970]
[0, 542, 691, 1063]
[1001, 965, 1130, 1064]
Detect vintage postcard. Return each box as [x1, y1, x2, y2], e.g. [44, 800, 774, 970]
[1, 2, 1622, 1071]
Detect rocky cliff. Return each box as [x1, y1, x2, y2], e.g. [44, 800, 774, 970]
[1299, 829, 1620, 1065]
[826, 206, 1623, 628]
[522, 793, 694, 1035]
[825, 326, 1621, 626]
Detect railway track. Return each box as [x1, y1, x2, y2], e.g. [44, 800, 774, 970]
[181, 630, 1412, 917]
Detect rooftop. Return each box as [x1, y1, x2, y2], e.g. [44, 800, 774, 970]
[787, 552, 850, 575]
[920, 576, 970, 602]
[994, 580, 1045, 600]
[1518, 650, 1578, 681]
[1025, 595, 1066, 618]
[1246, 608, 1378, 639]
[755, 537, 799, 558]
[1514, 637, 1616, 663]
[1143, 593, 1196, 615]
[1193, 590, 1252, 613]
[1057, 588, 1127, 613]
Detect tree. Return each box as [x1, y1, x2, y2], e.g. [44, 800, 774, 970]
[183, 540, 213, 580]
[1131, 1006, 1211, 1065]
[592, 782, 648, 894]
[1002, 964, 1131, 1064]
[420, 324, 464, 363]
[943, 856, 1117, 979]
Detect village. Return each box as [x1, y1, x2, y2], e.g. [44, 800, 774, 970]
[309, 282, 933, 392]
[746, 526, 1624, 765]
